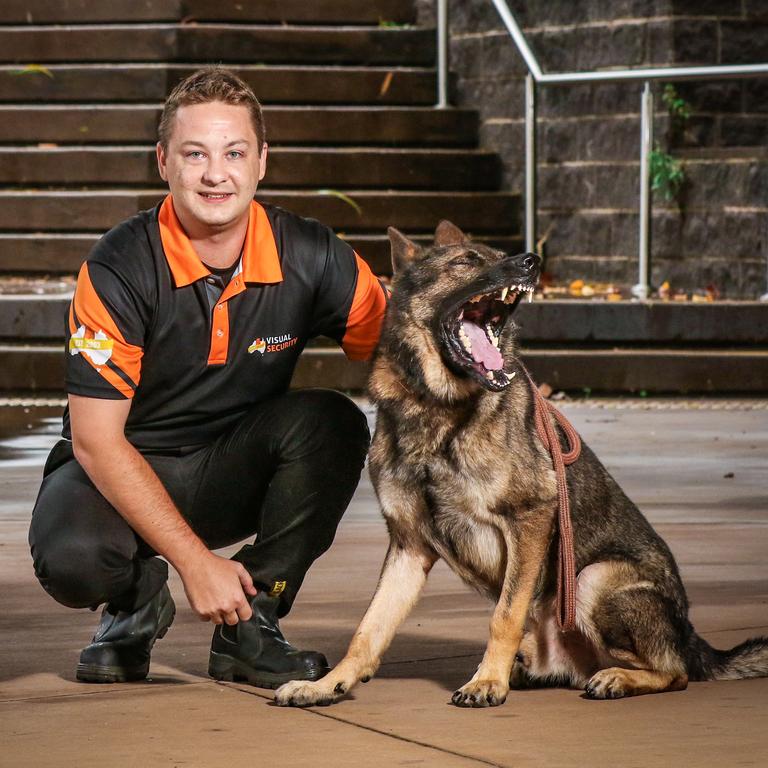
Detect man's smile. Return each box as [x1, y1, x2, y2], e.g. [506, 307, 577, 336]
[198, 192, 234, 202]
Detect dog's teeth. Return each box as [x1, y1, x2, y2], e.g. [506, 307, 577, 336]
[486, 371, 494, 380]
[528, 288, 533, 303]
[500, 286, 509, 302]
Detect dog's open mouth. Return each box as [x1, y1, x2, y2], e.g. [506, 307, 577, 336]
[441, 282, 534, 391]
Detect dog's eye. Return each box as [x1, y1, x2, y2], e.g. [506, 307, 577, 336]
[451, 251, 483, 268]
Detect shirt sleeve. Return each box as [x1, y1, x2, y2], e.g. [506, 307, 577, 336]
[65, 261, 145, 399]
[309, 231, 388, 361]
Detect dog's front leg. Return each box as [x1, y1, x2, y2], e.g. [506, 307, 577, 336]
[452, 514, 553, 708]
[275, 543, 437, 707]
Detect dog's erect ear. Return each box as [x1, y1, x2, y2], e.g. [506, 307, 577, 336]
[388, 227, 422, 273]
[434, 220, 468, 247]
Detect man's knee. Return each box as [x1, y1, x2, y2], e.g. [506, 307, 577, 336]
[29, 466, 138, 609]
[30, 532, 118, 609]
[282, 388, 370, 461]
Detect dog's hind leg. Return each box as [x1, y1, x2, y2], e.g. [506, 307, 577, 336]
[274, 543, 437, 707]
[586, 667, 688, 698]
[452, 512, 553, 708]
[579, 563, 689, 699]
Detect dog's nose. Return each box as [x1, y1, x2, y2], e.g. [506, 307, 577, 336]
[522, 252, 540, 272]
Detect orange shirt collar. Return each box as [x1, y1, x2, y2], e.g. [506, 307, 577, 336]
[158, 195, 283, 287]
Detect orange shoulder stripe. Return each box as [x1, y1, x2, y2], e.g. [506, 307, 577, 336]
[341, 253, 387, 361]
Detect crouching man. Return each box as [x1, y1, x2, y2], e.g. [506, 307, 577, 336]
[28, 67, 386, 687]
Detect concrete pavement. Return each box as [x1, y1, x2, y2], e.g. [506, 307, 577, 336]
[1, 398, 767, 767]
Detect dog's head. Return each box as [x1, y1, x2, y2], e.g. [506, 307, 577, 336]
[379, 221, 540, 401]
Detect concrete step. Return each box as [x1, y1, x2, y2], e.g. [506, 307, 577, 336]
[0, 24, 434, 65]
[0, 189, 520, 233]
[0, 106, 477, 146]
[0, 64, 437, 105]
[3, 344, 766, 395]
[515, 300, 768, 345]
[1, 0, 416, 24]
[0, 146, 500, 190]
[0, 234, 525, 276]
[4, 296, 765, 344]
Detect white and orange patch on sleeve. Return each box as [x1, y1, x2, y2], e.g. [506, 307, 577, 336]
[69, 263, 143, 397]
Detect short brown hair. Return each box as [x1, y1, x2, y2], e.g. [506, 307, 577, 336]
[158, 66, 266, 152]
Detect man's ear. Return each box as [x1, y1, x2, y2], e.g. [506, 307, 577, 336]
[156, 142, 168, 182]
[434, 220, 468, 247]
[258, 142, 268, 182]
[388, 227, 422, 274]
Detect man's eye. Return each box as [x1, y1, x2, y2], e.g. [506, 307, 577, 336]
[187, 151, 204, 159]
[227, 150, 243, 159]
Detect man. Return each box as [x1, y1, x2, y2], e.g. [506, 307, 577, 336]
[28, 67, 387, 688]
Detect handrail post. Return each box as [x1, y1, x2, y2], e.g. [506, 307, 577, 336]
[525, 73, 537, 253]
[633, 81, 653, 300]
[436, 0, 449, 108]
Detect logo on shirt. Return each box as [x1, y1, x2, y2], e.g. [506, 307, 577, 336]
[248, 333, 298, 355]
[69, 325, 114, 365]
[247, 338, 267, 355]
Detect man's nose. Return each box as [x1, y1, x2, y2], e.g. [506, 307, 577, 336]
[202, 156, 227, 185]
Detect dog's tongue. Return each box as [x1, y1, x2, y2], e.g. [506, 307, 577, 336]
[462, 320, 503, 371]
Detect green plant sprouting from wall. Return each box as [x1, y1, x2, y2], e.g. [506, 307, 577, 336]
[649, 145, 684, 201]
[649, 85, 691, 203]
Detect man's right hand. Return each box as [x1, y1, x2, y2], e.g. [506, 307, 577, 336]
[178, 552, 258, 625]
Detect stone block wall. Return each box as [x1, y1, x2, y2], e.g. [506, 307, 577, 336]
[416, 0, 768, 297]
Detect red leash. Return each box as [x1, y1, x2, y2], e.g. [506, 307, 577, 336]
[524, 370, 581, 632]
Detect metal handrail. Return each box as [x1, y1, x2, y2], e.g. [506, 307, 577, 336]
[436, 0, 768, 300]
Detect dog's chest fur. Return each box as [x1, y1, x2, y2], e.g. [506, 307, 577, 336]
[370, 386, 556, 597]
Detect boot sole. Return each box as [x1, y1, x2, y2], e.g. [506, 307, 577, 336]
[208, 650, 330, 690]
[76, 601, 176, 684]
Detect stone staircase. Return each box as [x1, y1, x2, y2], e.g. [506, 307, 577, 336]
[0, 0, 766, 395]
[0, 0, 523, 394]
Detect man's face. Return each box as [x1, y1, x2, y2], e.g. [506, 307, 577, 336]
[156, 101, 267, 235]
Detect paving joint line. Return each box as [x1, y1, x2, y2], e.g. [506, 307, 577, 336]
[379, 652, 481, 667]
[705, 624, 768, 636]
[0, 678, 210, 704]
[223, 682, 508, 768]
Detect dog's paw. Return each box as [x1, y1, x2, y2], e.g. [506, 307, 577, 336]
[274, 678, 343, 707]
[584, 669, 630, 700]
[451, 679, 508, 708]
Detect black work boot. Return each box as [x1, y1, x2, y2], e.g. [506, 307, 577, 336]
[208, 592, 329, 689]
[76, 583, 175, 683]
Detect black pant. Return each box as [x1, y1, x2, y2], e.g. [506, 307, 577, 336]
[29, 389, 370, 618]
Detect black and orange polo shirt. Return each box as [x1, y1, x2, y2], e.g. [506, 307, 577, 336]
[63, 195, 387, 449]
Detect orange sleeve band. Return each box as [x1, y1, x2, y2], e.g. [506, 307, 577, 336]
[341, 253, 388, 361]
[70, 263, 143, 396]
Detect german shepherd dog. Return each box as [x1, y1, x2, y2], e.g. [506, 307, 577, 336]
[276, 222, 768, 707]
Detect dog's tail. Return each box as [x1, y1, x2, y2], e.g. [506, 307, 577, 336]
[687, 632, 768, 681]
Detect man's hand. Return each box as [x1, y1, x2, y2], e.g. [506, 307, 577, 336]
[178, 552, 258, 625]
